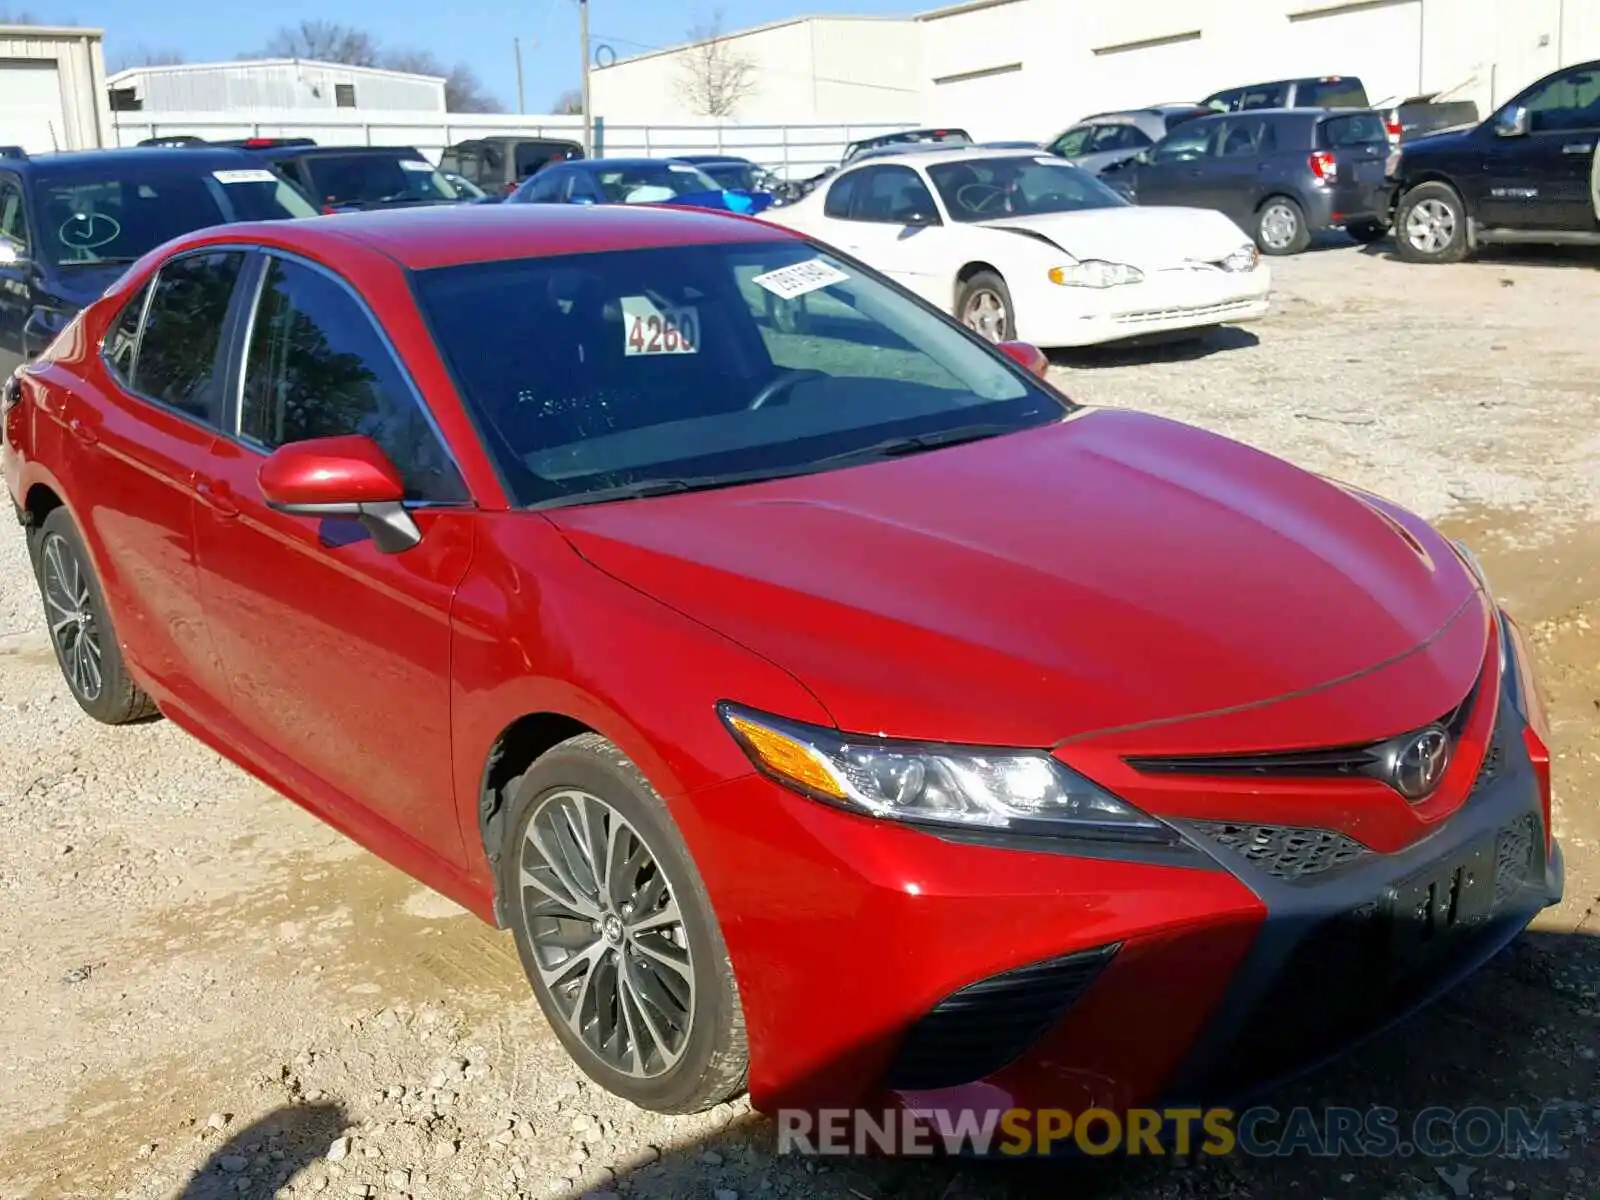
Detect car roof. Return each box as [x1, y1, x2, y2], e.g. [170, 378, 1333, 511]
[572, 157, 706, 169]
[197, 203, 800, 271]
[674, 154, 752, 164]
[4, 146, 274, 173]
[255, 145, 426, 158]
[841, 147, 1053, 169]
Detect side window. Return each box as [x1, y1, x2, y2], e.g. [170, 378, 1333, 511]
[1049, 126, 1094, 157]
[481, 144, 506, 184]
[1523, 66, 1600, 132]
[239, 257, 467, 503]
[0, 175, 27, 253]
[1204, 90, 1240, 113]
[823, 171, 859, 218]
[130, 251, 246, 423]
[1104, 125, 1153, 151]
[102, 282, 151, 386]
[1239, 84, 1287, 110]
[518, 171, 565, 203]
[567, 173, 603, 203]
[1217, 119, 1262, 157]
[853, 165, 939, 223]
[1151, 123, 1216, 162]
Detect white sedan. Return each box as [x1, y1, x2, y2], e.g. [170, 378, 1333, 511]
[763, 148, 1270, 348]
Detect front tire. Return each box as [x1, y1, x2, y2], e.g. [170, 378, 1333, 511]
[956, 270, 1014, 343]
[32, 508, 157, 724]
[499, 733, 748, 1114]
[1255, 196, 1311, 255]
[1394, 181, 1470, 263]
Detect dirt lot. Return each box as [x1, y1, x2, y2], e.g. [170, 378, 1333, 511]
[1, 238, 1597, 1200]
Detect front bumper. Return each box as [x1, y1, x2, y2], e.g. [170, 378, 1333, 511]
[678, 635, 1560, 1118]
[1013, 265, 1271, 348]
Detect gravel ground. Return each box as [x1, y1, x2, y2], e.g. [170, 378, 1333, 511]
[1, 235, 1597, 1200]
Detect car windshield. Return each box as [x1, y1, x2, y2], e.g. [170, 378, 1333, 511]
[697, 162, 760, 191]
[592, 163, 721, 203]
[29, 166, 316, 267]
[927, 157, 1129, 222]
[303, 153, 461, 206]
[411, 239, 1069, 508]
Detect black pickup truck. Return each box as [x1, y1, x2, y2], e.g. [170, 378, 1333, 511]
[1390, 58, 1600, 263]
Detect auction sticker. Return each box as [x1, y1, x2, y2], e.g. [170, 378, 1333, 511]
[212, 169, 280, 184]
[750, 259, 850, 300]
[400, 159, 435, 172]
[621, 296, 700, 356]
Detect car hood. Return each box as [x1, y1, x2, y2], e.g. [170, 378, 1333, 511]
[979, 206, 1252, 268]
[1399, 126, 1476, 156]
[550, 409, 1482, 748]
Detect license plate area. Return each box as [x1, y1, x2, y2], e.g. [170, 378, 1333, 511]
[1384, 837, 1497, 961]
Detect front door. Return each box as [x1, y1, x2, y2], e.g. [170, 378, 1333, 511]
[0, 172, 32, 378]
[1480, 64, 1600, 231]
[191, 252, 475, 859]
[1134, 120, 1219, 209]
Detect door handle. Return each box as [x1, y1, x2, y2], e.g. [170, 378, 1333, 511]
[1561, 142, 1594, 155]
[195, 479, 240, 518]
[66, 417, 97, 446]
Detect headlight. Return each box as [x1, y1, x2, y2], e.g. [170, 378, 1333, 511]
[1048, 260, 1144, 288]
[1221, 244, 1260, 272]
[718, 702, 1171, 842]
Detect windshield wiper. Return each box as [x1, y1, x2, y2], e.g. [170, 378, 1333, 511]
[813, 422, 1021, 465]
[58, 256, 138, 267]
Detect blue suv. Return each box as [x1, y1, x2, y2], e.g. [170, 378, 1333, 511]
[0, 146, 317, 376]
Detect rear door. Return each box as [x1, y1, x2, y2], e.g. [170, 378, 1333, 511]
[70, 250, 248, 715]
[1480, 64, 1600, 231]
[1317, 112, 1392, 217]
[1204, 117, 1270, 223]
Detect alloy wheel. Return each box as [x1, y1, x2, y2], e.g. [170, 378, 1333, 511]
[962, 289, 1008, 343]
[518, 789, 694, 1079]
[1260, 203, 1299, 251]
[1404, 198, 1457, 255]
[40, 532, 103, 702]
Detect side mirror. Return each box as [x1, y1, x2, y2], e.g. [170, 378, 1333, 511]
[257, 435, 422, 554]
[997, 340, 1049, 378]
[0, 238, 26, 268]
[569, 195, 597, 205]
[901, 210, 938, 228]
[1495, 104, 1530, 137]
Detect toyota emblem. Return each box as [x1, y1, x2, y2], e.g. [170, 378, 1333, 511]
[1392, 726, 1451, 800]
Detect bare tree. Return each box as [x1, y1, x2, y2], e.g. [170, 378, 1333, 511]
[250, 24, 504, 112]
[551, 88, 583, 116]
[675, 9, 757, 117]
[258, 20, 380, 67]
[108, 45, 185, 73]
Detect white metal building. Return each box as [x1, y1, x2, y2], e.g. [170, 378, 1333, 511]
[0, 24, 111, 152]
[919, 0, 1600, 142]
[588, 16, 923, 123]
[106, 59, 447, 117]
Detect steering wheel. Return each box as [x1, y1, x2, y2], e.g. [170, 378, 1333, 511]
[955, 183, 1006, 215]
[747, 368, 826, 410]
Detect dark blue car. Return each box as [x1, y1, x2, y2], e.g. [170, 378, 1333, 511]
[505, 157, 774, 215]
[0, 146, 317, 375]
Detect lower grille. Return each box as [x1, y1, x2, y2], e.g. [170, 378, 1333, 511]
[1493, 814, 1538, 905]
[884, 944, 1118, 1091]
[1190, 822, 1370, 882]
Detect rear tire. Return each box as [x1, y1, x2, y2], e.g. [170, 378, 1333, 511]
[31, 507, 157, 724]
[1254, 196, 1311, 255]
[1394, 181, 1470, 263]
[498, 733, 748, 1114]
[1345, 219, 1388, 244]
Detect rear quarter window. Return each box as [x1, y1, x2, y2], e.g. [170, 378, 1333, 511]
[1320, 113, 1389, 148]
[1300, 79, 1369, 108]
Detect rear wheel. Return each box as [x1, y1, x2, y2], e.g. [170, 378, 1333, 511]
[1345, 219, 1388, 244]
[499, 733, 747, 1114]
[31, 507, 157, 724]
[1255, 196, 1310, 255]
[956, 270, 1014, 343]
[1395, 181, 1470, 263]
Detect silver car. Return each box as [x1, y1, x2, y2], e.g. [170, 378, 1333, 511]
[1045, 105, 1209, 175]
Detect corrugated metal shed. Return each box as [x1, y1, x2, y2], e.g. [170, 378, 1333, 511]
[106, 59, 448, 114]
[0, 24, 111, 151]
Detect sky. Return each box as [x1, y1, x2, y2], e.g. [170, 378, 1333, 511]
[51, 0, 915, 113]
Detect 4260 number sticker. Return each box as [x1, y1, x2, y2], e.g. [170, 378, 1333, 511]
[621, 296, 700, 356]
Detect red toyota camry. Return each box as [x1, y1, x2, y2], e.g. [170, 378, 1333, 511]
[2, 205, 1563, 1121]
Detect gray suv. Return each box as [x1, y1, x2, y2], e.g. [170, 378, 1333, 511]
[1045, 105, 1210, 175]
[1101, 108, 1394, 254]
